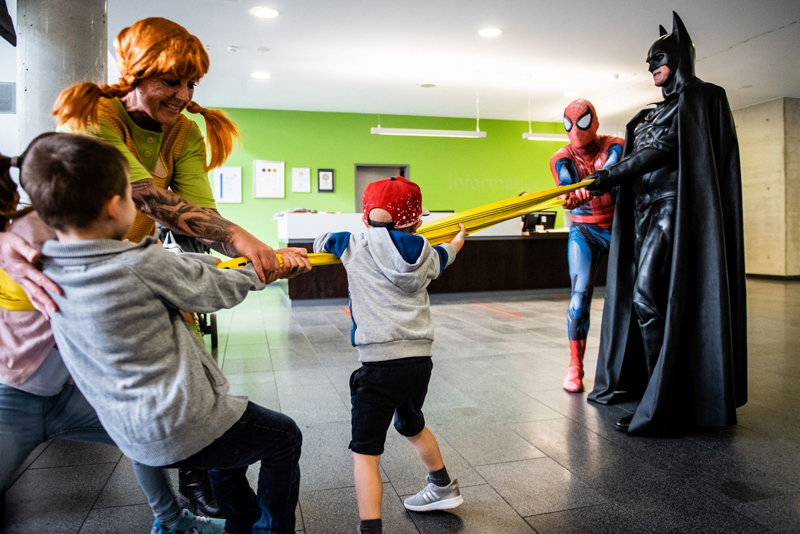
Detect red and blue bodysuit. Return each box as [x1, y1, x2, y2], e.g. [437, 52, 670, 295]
[549, 99, 623, 393]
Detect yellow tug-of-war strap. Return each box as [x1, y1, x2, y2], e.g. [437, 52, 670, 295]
[0, 267, 36, 311]
[1, 181, 588, 311]
[218, 253, 342, 270]
[421, 197, 564, 245]
[218, 180, 593, 270]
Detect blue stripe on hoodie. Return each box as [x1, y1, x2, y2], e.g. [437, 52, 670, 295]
[323, 232, 352, 258]
[388, 231, 425, 264]
[432, 245, 449, 276]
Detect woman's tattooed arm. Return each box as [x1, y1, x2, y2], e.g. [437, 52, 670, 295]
[131, 179, 308, 282]
[131, 179, 240, 256]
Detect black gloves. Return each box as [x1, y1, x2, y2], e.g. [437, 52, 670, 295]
[585, 168, 613, 196]
[586, 146, 676, 196]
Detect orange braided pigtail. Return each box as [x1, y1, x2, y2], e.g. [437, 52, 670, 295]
[53, 81, 134, 131]
[186, 101, 240, 170]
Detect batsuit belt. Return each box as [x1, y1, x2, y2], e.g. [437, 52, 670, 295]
[635, 186, 677, 212]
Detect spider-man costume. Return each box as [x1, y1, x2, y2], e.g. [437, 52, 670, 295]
[549, 99, 622, 393]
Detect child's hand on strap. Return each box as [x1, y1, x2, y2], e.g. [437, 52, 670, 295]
[229, 228, 281, 282]
[264, 269, 281, 285]
[449, 224, 468, 253]
[276, 248, 312, 279]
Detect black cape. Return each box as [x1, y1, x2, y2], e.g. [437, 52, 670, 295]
[588, 79, 747, 435]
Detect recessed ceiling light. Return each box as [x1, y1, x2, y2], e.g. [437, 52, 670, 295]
[251, 71, 271, 79]
[479, 28, 502, 38]
[251, 7, 280, 19]
[563, 91, 580, 98]
[418, 83, 436, 88]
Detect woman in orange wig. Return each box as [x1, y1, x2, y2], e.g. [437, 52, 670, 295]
[50, 17, 308, 525]
[53, 17, 309, 280]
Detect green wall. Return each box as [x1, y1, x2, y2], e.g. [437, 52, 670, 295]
[199, 108, 567, 247]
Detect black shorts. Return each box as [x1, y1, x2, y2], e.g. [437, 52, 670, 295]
[349, 357, 433, 456]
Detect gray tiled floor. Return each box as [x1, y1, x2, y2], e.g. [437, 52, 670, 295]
[4, 279, 800, 533]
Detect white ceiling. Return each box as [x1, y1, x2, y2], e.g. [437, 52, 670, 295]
[108, 0, 800, 135]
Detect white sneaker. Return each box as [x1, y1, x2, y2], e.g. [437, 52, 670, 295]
[403, 476, 464, 512]
[151, 509, 226, 534]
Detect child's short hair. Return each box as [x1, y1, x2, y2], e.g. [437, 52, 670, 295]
[21, 133, 130, 231]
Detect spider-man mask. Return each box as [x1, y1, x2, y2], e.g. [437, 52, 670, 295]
[563, 99, 599, 148]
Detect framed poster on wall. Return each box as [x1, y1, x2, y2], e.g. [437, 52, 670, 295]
[291, 167, 311, 193]
[253, 160, 285, 198]
[318, 168, 335, 193]
[210, 166, 242, 203]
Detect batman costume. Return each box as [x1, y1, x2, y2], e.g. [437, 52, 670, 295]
[584, 12, 747, 435]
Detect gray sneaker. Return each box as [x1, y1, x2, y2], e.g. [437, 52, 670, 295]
[403, 476, 464, 512]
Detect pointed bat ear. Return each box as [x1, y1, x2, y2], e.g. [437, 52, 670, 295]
[672, 11, 689, 41]
[671, 11, 695, 76]
[659, 25, 668, 37]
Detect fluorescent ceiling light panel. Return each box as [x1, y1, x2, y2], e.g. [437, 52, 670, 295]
[251, 71, 271, 79]
[522, 132, 569, 141]
[251, 7, 279, 19]
[371, 127, 486, 138]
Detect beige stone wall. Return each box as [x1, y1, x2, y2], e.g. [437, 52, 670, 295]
[784, 98, 800, 276]
[734, 99, 786, 276]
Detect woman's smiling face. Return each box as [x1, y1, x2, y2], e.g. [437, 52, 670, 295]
[133, 76, 197, 125]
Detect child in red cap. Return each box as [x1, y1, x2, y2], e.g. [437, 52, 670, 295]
[314, 176, 466, 534]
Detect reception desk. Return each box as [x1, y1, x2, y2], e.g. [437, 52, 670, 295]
[277, 213, 608, 300]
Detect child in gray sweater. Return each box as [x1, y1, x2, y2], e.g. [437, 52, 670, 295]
[23, 133, 302, 534]
[314, 176, 467, 534]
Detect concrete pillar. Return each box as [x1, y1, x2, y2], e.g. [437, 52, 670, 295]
[785, 99, 800, 276]
[734, 97, 800, 277]
[16, 0, 106, 148]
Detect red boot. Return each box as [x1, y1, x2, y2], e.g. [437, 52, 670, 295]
[563, 340, 586, 393]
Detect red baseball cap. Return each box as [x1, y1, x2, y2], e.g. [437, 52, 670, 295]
[362, 176, 427, 229]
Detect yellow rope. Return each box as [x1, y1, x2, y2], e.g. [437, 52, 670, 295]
[218, 180, 591, 269]
[0, 267, 36, 311]
[1, 181, 586, 313]
[422, 197, 565, 245]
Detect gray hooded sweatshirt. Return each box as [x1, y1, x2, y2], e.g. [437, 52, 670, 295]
[314, 227, 456, 362]
[42, 237, 264, 466]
